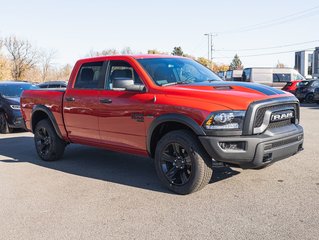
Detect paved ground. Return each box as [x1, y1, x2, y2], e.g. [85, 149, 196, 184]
[0, 104, 318, 240]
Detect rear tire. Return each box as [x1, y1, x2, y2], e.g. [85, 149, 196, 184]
[154, 130, 213, 195]
[34, 119, 66, 161]
[0, 112, 12, 134]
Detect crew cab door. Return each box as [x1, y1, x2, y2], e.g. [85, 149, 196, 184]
[98, 60, 152, 154]
[63, 61, 107, 142]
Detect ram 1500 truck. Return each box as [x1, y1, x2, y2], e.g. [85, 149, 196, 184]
[21, 55, 304, 194]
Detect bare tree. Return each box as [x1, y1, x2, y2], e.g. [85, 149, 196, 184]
[88, 48, 118, 57]
[39, 49, 56, 82]
[4, 36, 38, 80]
[53, 64, 72, 81]
[121, 47, 132, 54]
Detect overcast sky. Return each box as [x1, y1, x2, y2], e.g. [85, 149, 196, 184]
[0, 0, 318, 67]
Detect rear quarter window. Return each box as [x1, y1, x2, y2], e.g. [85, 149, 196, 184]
[74, 61, 104, 89]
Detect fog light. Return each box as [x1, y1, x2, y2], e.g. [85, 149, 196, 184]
[297, 134, 303, 141]
[219, 141, 246, 151]
[14, 117, 23, 125]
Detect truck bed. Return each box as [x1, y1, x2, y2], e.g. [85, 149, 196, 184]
[21, 89, 68, 138]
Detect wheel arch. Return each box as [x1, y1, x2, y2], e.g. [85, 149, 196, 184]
[31, 105, 63, 139]
[147, 114, 206, 158]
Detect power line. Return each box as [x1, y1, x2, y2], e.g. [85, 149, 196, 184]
[215, 40, 319, 52]
[214, 48, 315, 59]
[216, 5, 319, 35]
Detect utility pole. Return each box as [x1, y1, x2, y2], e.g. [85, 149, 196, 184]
[204, 33, 217, 62]
[204, 33, 210, 61]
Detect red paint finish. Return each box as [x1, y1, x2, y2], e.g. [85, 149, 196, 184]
[21, 55, 293, 156]
[282, 80, 303, 94]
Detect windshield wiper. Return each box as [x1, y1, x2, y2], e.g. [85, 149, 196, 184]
[206, 79, 220, 82]
[161, 80, 193, 86]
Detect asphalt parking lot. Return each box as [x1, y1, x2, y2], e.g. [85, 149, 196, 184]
[0, 104, 318, 240]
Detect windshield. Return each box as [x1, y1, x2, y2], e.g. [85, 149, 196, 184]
[138, 58, 221, 86]
[298, 81, 311, 87]
[0, 84, 38, 98]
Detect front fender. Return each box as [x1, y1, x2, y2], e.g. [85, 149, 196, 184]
[146, 113, 206, 155]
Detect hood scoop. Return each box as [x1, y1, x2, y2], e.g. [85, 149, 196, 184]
[213, 86, 233, 90]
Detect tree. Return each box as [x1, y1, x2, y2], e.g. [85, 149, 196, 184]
[4, 36, 38, 80]
[89, 48, 118, 57]
[276, 61, 286, 68]
[55, 64, 72, 81]
[121, 47, 132, 55]
[147, 49, 168, 55]
[0, 57, 13, 80]
[172, 46, 184, 56]
[212, 63, 229, 72]
[229, 54, 243, 70]
[39, 49, 56, 82]
[197, 57, 212, 68]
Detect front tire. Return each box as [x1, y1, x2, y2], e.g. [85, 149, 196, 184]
[305, 93, 314, 103]
[154, 130, 213, 195]
[34, 119, 66, 161]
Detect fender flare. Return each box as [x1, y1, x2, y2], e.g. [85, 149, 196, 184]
[146, 113, 206, 155]
[31, 105, 63, 139]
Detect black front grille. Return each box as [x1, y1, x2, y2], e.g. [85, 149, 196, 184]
[268, 119, 292, 129]
[254, 103, 297, 128]
[271, 135, 302, 148]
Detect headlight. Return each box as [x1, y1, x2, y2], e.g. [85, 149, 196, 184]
[203, 111, 245, 130]
[10, 105, 21, 110]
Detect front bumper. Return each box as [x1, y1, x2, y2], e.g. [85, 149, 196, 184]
[6, 111, 25, 129]
[199, 124, 304, 169]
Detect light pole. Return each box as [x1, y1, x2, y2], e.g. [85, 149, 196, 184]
[204, 33, 210, 61]
[204, 33, 217, 62]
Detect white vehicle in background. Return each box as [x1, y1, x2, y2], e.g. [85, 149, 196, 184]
[225, 69, 243, 81]
[242, 67, 305, 88]
[217, 71, 226, 80]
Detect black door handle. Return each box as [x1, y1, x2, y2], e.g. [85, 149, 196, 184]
[100, 98, 112, 104]
[65, 97, 75, 102]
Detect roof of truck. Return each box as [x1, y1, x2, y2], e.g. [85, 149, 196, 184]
[78, 54, 186, 62]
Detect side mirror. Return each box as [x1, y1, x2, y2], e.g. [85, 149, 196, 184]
[125, 84, 146, 92]
[112, 78, 146, 92]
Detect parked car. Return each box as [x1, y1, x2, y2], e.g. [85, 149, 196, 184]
[242, 67, 305, 88]
[225, 70, 243, 81]
[282, 80, 303, 94]
[313, 87, 319, 103]
[37, 81, 67, 89]
[295, 80, 319, 103]
[21, 55, 303, 194]
[0, 81, 38, 133]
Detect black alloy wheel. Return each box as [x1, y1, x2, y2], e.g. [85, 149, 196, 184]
[155, 130, 213, 195]
[34, 119, 66, 161]
[160, 142, 192, 186]
[35, 127, 52, 158]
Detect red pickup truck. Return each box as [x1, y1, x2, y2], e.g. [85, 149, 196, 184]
[21, 55, 304, 194]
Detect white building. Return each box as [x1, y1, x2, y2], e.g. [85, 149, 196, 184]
[294, 50, 314, 78]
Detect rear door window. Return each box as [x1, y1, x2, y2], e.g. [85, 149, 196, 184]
[74, 61, 105, 89]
